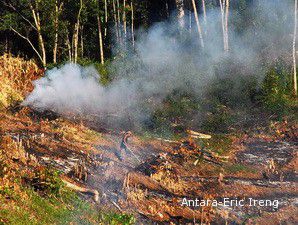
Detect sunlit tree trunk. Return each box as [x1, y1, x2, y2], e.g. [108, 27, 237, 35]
[219, 0, 225, 50]
[53, 0, 63, 64]
[104, 0, 108, 37]
[191, 0, 204, 48]
[175, 0, 185, 28]
[66, 34, 72, 62]
[73, 0, 83, 63]
[29, 2, 46, 66]
[225, 0, 229, 51]
[117, 0, 122, 42]
[97, 16, 104, 64]
[202, 0, 207, 23]
[131, 1, 135, 47]
[219, 0, 229, 51]
[294, 0, 297, 96]
[123, 0, 127, 39]
[53, 0, 58, 64]
[202, 0, 207, 33]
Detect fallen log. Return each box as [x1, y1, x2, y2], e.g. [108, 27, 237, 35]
[126, 172, 165, 192]
[61, 176, 100, 202]
[156, 138, 181, 145]
[186, 130, 212, 139]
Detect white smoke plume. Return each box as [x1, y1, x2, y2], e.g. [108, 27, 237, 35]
[23, 0, 294, 128]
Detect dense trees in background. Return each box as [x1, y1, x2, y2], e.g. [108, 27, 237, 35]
[0, 0, 171, 65]
[0, 0, 240, 65]
[0, 0, 297, 96]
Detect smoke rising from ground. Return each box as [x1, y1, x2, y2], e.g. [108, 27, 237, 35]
[23, 0, 294, 128]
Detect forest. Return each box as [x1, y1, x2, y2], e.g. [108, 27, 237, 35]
[0, 0, 297, 224]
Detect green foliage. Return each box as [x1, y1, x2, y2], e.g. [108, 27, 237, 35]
[200, 134, 232, 156]
[99, 212, 136, 225]
[28, 168, 64, 197]
[225, 163, 257, 174]
[47, 59, 112, 85]
[78, 58, 112, 85]
[260, 63, 293, 118]
[201, 103, 234, 133]
[0, 165, 135, 225]
[0, 186, 99, 225]
[148, 93, 199, 135]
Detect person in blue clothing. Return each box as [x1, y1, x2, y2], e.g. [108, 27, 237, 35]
[116, 131, 132, 161]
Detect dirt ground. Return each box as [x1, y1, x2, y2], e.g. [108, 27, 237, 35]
[1, 107, 297, 224]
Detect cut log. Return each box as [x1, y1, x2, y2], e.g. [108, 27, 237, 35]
[61, 177, 100, 202]
[187, 130, 212, 139]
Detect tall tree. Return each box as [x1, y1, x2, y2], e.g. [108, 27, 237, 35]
[104, 0, 108, 37]
[123, 0, 127, 39]
[117, 0, 122, 43]
[131, 0, 135, 47]
[97, 0, 104, 64]
[191, 0, 204, 48]
[53, 0, 64, 64]
[175, 0, 185, 28]
[219, 0, 229, 51]
[29, 1, 47, 66]
[294, 0, 297, 96]
[0, 0, 51, 66]
[73, 0, 83, 63]
[97, 15, 104, 64]
[112, 0, 119, 41]
[202, 0, 207, 30]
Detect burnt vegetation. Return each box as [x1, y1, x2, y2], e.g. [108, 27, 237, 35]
[0, 0, 298, 224]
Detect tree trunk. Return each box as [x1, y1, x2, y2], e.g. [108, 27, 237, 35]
[80, 25, 84, 58]
[97, 16, 104, 64]
[66, 33, 72, 62]
[201, 0, 207, 36]
[175, 0, 185, 28]
[294, 0, 297, 96]
[202, 0, 207, 28]
[189, 10, 192, 33]
[53, 1, 58, 64]
[73, 0, 83, 63]
[113, 0, 119, 41]
[53, 0, 63, 64]
[219, 0, 229, 51]
[29, 2, 46, 67]
[166, 2, 170, 18]
[191, 0, 204, 48]
[219, 0, 225, 50]
[131, 1, 135, 47]
[123, 0, 127, 39]
[104, 0, 108, 37]
[225, 0, 229, 51]
[117, 0, 122, 42]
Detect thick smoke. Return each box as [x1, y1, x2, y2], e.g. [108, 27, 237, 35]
[23, 0, 294, 128]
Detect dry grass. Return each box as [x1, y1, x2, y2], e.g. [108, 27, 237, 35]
[151, 169, 188, 194]
[0, 54, 43, 109]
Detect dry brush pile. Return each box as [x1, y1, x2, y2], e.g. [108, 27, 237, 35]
[0, 54, 43, 109]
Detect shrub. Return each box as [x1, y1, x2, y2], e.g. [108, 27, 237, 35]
[201, 102, 234, 133]
[260, 63, 293, 118]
